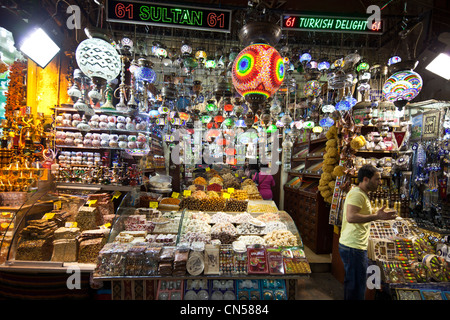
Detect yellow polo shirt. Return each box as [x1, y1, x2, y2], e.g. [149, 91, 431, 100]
[339, 186, 373, 250]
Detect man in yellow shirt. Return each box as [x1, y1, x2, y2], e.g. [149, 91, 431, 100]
[339, 165, 397, 300]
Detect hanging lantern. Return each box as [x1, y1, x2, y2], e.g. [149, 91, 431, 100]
[303, 80, 321, 97]
[356, 61, 370, 73]
[207, 121, 219, 129]
[148, 109, 159, 118]
[303, 121, 315, 129]
[181, 41, 192, 55]
[266, 124, 278, 133]
[319, 117, 335, 127]
[336, 100, 351, 111]
[318, 60, 330, 71]
[158, 106, 169, 114]
[231, 43, 285, 103]
[135, 58, 156, 83]
[75, 37, 121, 101]
[322, 104, 335, 113]
[299, 52, 312, 64]
[388, 56, 402, 66]
[214, 115, 224, 123]
[205, 60, 216, 69]
[178, 112, 190, 121]
[235, 118, 246, 128]
[224, 103, 234, 112]
[201, 115, 212, 124]
[195, 48, 207, 64]
[312, 126, 323, 134]
[156, 47, 168, 59]
[223, 117, 234, 127]
[206, 102, 218, 114]
[382, 70, 423, 109]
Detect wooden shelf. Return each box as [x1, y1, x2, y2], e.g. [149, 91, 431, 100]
[294, 136, 327, 147]
[55, 126, 149, 135]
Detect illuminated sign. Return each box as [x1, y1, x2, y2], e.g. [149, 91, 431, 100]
[106, 0, 232, 33]
[281, 14, 383, 35]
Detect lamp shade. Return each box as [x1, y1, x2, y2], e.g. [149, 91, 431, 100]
[75, 38, 121, 81]
[232, 44, 285, 100]
[135, 66, 156, 83]
[382, 70, 423, 105]
[303, 80, 321, 97]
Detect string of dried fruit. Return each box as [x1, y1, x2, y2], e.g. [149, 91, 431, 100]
[5, 60, 26, 118]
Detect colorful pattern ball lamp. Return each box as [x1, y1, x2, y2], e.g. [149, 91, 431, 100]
[383, 70, 423, 109]
[232, 44, 285, 113]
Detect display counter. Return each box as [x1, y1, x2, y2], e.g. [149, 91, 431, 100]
[0, 185, 310, 300]
[91, 195, 311, 300]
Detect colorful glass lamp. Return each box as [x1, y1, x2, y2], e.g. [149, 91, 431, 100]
[382, 70, 423, 109]
[231, 43, 285, 113]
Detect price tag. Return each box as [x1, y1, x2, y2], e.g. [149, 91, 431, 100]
[100, 223, 111, 229]
[205, 167, 210, 172]
[235, 173, 239, 178]
[172, 192, 179, 199]
[112, 191, 122, 200]
[227, 188, 235, 194]
[87, 199, 97, 207]
[65, 222, 78, 228]
[53, 201, 61, 210]
[149, 202, 159, 208]
[183, 190, 192, 197]
[223, 192, 230, 199]
[43, 213, 55, 220]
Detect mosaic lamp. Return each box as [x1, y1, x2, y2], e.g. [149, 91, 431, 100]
[382, 70, 423, 109]
[75, 37, 121, 92]
[135, 58, 156, 83]
[231, 43, 285, 113]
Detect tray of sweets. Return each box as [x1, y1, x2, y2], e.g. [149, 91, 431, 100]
[247, 246, 268, 274]
[260, 279, 287, 300]
[156, 280, 184, 300]
[236, 279, 261, 300]
[184, 279, 210, 300]
[209, 280, 236, 300]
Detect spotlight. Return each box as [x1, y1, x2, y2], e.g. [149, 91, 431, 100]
[425, 53, 450, 80]
[19, 26, 60, 68]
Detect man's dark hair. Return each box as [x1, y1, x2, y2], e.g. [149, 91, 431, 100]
[357, 165, 378, 183]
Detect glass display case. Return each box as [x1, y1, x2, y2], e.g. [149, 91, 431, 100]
[94, 196, 309, 280]
[0, 179, 133, 272]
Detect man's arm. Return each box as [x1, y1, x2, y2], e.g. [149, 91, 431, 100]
[346, 204, 397, 224]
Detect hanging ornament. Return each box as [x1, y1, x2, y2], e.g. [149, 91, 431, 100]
[303, 80, 321, 97]
[382, 70, 423, 109]
[231, 43, 285, 114]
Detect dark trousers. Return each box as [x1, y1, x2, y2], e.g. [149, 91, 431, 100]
[338, 243, 368, 300]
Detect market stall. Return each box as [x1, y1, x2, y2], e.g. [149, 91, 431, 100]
[0, 0, 449, 302]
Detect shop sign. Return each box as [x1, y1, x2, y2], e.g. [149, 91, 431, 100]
[281, 14, 383, 35]
[106, 0, 232, 33]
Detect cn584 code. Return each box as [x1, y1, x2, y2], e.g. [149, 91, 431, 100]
[224, 304, 269, 315]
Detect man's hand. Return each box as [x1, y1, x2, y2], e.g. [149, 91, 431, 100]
[376, 205, 397, 220]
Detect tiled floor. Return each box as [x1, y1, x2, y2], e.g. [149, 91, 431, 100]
[295, 273, 344, 300]
[294, 246, 344, 300]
